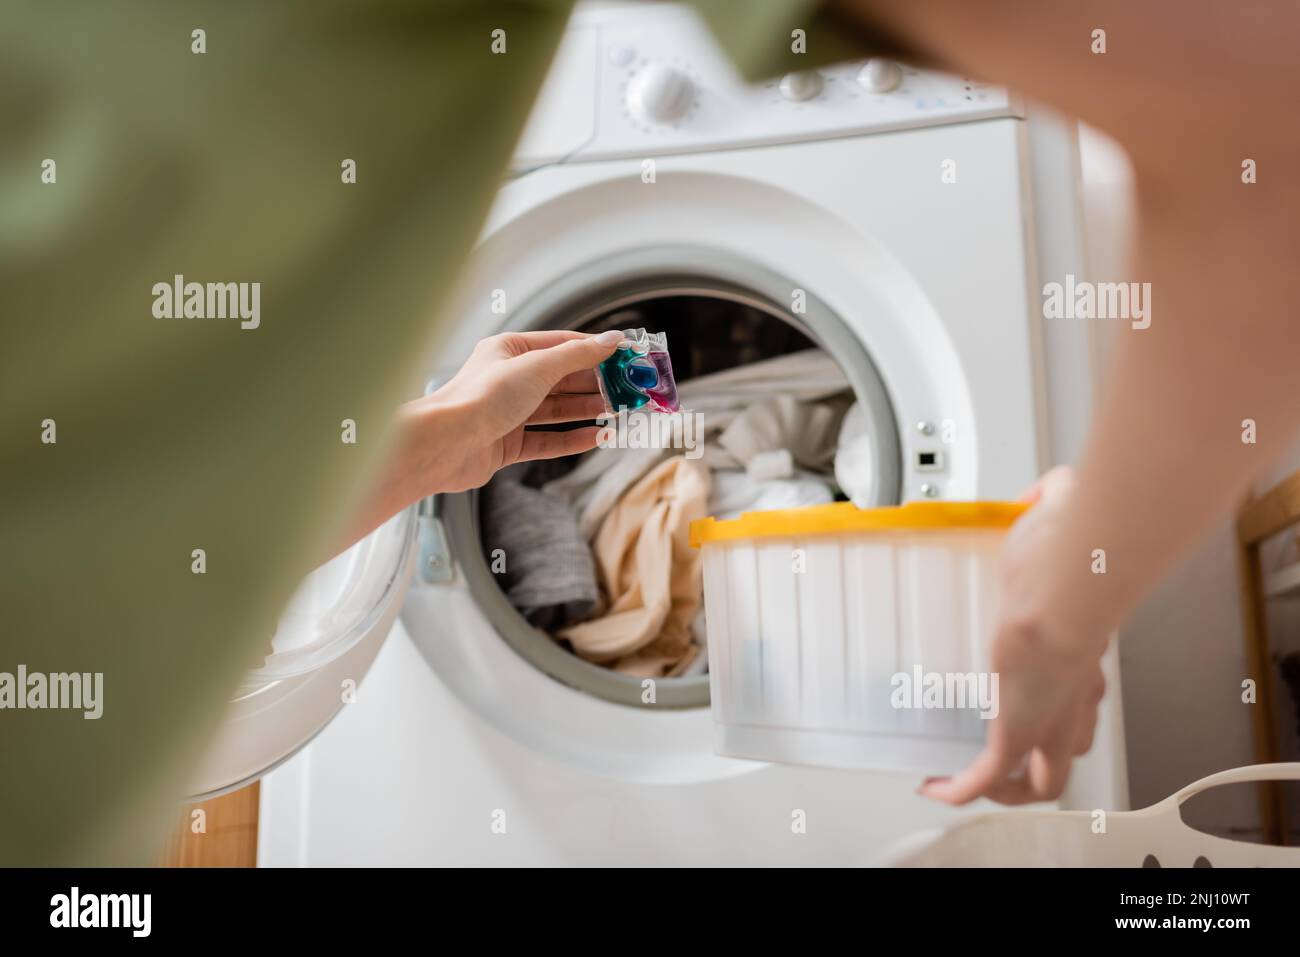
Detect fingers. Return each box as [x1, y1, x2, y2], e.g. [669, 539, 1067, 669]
[1019, 464, 1076, 505]
[1072, 672, 1106, 755]
[1018, 478, 1047, 506]
[925, 689, 1096, 807]
[552, 369, 600, 394]
[1026, 734, 1074, 801]
[526, 393, 606, 425]
[516, 426, 603, 463]
[518, 331, 622, 387]
[918, 730, 1027, 805]
[980, 775, 1040, 805]
[977, 747, 1072, 806]
[486, 329, 592, 356]
[1072, 707, 1099, 756]
[488, 328, 621, 358]
[925, 741, 1074, 807]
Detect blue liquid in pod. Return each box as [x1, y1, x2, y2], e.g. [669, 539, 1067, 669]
[625, 360, 659, 390]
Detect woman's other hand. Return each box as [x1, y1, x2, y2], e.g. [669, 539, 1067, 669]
[920, 467, 1111, 806]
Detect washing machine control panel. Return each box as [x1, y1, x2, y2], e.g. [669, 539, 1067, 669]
[515, 4, 1020, 167]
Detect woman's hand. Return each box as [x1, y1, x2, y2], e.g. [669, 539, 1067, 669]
[338, 330, 620, 551]
[420, 329, 622, 492]
[920, 467, 1111, 805]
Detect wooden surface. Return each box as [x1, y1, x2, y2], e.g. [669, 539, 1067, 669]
[1238, 471, 1300, 546]
[157, 782, 260, 867]
[1235, 477, 1300, 846]
[1234, 530, 1286, 844]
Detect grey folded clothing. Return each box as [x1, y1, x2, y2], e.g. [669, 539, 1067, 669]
[480, 465, 601, 631]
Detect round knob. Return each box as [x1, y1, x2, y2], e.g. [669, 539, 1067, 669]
[858, 58, 903, 93]
[778, 70, 823, 102]
[626, 63, 694, 124]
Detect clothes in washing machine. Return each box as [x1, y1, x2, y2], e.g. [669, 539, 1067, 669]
[479, 463, 602, 632]
[541, 349, 854, 537]
[707, 468, 834, 520]
[558, 455, 710, 677]
[835, 402, 880, 510]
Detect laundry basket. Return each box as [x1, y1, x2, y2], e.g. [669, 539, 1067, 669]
[688, 500, 1027, 774]
[881, 764, 1300, 867]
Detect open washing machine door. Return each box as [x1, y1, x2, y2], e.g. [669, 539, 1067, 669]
[186, 507, 418, 799]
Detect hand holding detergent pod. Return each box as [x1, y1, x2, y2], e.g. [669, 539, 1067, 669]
[595, 327, 680, 414]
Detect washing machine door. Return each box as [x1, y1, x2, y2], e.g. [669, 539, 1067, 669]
[186, 506, 418, 799]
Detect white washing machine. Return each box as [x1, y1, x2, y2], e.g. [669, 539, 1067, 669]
[192, 2, 1128, 865]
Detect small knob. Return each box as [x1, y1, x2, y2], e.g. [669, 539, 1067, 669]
[626, 63, 694, 124]
[779, 70, 823, 101]
[857, 58, 903, 93]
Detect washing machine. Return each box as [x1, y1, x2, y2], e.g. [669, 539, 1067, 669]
[192, 1, 1129, 865]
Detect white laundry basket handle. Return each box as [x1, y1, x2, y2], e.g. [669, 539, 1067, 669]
[1170, 762, 1300, 803]
[1144, 763, 1300, 865]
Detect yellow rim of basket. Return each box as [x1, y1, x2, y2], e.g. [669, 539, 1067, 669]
[688, 500, 1029, 548]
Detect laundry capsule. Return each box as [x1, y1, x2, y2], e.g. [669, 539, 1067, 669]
[596, 327, 680, 414]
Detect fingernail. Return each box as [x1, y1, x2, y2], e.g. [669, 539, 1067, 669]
[595, 330, 623, 345]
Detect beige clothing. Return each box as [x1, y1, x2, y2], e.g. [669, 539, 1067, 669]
[559, 456, 711, 677]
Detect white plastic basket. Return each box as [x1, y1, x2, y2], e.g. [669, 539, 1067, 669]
[882, 764, 1300, 867]
[689, 500, 1025, 775]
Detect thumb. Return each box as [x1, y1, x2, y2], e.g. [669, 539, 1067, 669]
[521, 329, 622, 386]
[1019, 465, 1075, 506]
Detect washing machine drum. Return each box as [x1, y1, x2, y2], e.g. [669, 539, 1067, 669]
[186, 508, 417, 798]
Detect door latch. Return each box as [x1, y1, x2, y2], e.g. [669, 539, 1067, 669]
[417, 496, 455, 584]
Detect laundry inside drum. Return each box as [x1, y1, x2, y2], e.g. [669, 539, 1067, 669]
[475, 289, 880, 698]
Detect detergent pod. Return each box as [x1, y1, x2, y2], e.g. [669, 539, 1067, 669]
[596, 327, 680, 413]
